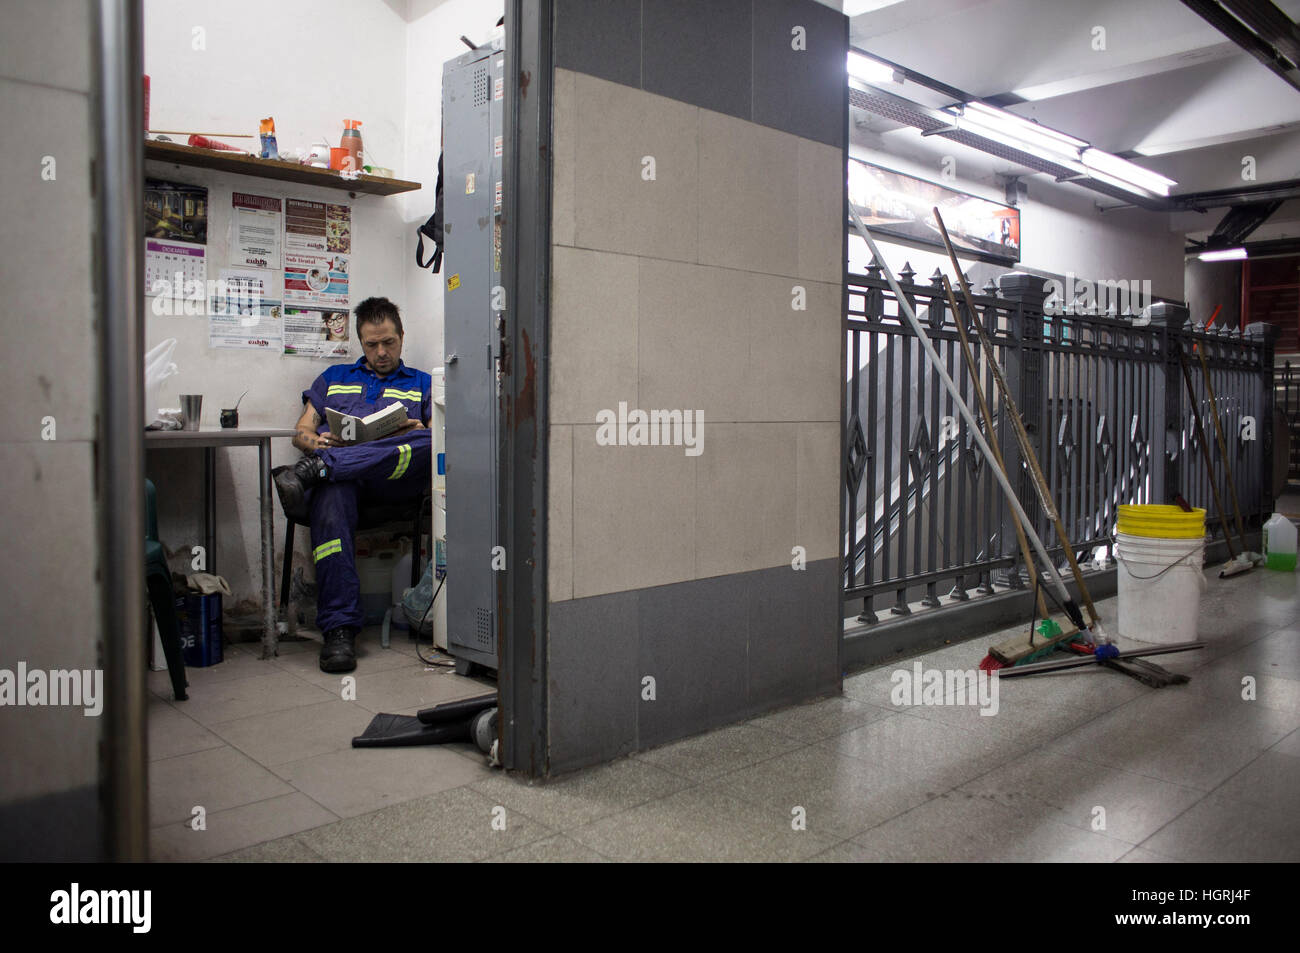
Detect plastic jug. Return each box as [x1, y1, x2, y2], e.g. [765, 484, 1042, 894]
[1263, 512, 1297, 572]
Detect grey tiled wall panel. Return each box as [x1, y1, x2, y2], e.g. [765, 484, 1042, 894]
[547, 558, 840, 775]
[641, 0, 753, 122]
[751, 0, 848, 149]
[553, 0, 643, 89]
[553, 0, 847, 149]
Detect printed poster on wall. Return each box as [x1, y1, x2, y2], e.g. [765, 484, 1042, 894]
[231, 192, 282, 270]
[208, 268, 283, 350]
[283, 198, 350, 309]
[283, 307, 350, 359]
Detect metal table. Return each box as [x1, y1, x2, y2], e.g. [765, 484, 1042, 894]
[145, 428, 294, 658]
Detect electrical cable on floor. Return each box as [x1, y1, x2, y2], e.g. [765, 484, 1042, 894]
[415, 573, 452, 666]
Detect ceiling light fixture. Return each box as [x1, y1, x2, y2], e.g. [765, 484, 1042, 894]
[847, 50, 900, 86]
[937, 101, 1177, 198]
[1197, 247, 1247, 261]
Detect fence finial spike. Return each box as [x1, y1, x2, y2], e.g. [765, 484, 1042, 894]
[899, 261, 916, 283]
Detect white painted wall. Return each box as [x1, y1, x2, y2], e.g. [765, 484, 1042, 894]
[402, 0, 505, 372]
[143, 0, 418, 607]
[141, 0, 502, 611]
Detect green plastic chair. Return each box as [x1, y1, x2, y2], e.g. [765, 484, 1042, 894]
[145, 479, 188, 700]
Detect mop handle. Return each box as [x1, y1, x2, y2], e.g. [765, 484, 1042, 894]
[849, 207, 1074, 607]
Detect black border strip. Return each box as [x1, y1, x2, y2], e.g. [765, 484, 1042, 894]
[499, 0, 553, 776]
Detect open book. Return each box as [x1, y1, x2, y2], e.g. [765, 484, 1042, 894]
[325, 401, 408, 445]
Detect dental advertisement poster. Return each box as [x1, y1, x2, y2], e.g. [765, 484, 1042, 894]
[231, 192, 282, 270]
[283, 307, 350, 359]
[283, 198, 351, 308]
[208, 268, 283, 350]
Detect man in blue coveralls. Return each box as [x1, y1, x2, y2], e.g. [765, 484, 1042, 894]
[273, 297, 433, 672]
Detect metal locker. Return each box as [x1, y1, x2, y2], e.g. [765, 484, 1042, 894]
[442, 42, 505, 672]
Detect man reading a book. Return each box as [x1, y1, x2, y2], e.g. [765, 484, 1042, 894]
[274, 296, 433, 672]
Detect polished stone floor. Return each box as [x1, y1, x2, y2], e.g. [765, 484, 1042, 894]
[147, 565, 1299, 862]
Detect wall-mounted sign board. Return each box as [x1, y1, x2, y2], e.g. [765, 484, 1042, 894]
[848, 158, 1020, 265]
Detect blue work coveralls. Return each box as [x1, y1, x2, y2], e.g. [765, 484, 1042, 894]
[302, 357, 433, 632]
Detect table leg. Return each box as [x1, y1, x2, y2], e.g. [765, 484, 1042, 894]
[259, 439, 277, 659]
[203, 446, 216, 576]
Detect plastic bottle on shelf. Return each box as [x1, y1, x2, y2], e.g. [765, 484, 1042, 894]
[339, 119, 364, 172]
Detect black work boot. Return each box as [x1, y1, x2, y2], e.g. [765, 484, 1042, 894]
[319, 626, 358, 672]
[273, 455, 328, 521]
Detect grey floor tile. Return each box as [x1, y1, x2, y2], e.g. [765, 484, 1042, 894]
[174, 670, 340, 727]
[1220, 629, 1300, 682]
[1046, 687, 1300, 790]
[297, 786, 554, 862]
[148, 644, 278, 697]
[899, 688, 1100, 758]
[957, 748, 1204, 845]
[817, 711, 1009, 791]
[1183, 654, 1300, 713]
[151, 792, 338, 862]
[847, 790, 1132, 862]
[148, 697, 226, 761]
[345, 666, 491, 715]
[802, 840, 875, 862]
[480, 833, 610, 863]
[1116, 846, 1185, 863]
[708, 743, 935, 841]
[469, 757, 691, 831]
[149, 744, 295, 826]
[1140, 789, 1300, 862]
[567, 785, 840, 862]
[272, 744, 492, 818]
[1271, 727, 1300, 757]
[208, 700, 378, 767]
[747, 694, 892, 743]
[206, 833, 328, 863]
[269, 635, 422, 688]
[634, 723, 802, 782]
[1211, 749, 1300, 811]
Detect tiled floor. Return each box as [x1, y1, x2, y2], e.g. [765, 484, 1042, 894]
[149, 566, 1300, 862]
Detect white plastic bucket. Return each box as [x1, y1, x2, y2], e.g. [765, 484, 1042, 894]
[1114, 531, 1206, 644]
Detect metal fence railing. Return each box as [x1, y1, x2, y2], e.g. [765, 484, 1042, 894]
[843, 264, 1277, 624]
[1278, 361, 1300, 484]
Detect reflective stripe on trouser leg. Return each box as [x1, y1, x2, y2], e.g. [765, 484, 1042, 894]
[313, 538, 343, 561]
[388, 444, 411, 480]
[308, 481, 364, 632]
[319, 428, 434, 486]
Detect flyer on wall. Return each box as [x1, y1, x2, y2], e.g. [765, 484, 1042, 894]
[231, 192, 282, 270]
[208, 268, 283, 350]
[283, 198, 350, 309]
[283, 307, 350, 358]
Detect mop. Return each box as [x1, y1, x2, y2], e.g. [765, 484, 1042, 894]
[934, 275, 1083, 668]
[1191, 309, 1261, 576]
[849, 207, 1089, 640]
[930, 208, 1112, 647]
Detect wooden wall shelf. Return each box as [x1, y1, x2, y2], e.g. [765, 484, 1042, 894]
[144, 140, 422, 196]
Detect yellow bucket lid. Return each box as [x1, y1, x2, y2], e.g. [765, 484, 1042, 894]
[1116, 504, 1207, 539]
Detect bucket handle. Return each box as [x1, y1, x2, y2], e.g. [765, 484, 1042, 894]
[1111, 535, 1207, 587]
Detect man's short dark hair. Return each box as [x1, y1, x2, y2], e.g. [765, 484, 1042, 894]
[354, 297, 404, 338]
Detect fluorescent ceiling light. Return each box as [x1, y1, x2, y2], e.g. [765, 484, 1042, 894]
[1197, 247, 1247, 262]
[847, 51, 899, 85]
[1081, 148, 1177, 197]
[963, 102, 1088, 152]
[944, 103, 1087, 166]
[844, 0, 907, 15]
